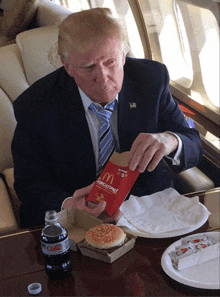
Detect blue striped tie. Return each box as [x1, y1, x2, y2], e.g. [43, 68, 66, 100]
[89, 100, 116, 175]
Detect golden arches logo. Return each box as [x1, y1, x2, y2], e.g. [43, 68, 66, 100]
[102, 172, 114, 184]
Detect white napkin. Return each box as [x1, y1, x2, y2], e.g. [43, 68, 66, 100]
[117, 188, 210, 235]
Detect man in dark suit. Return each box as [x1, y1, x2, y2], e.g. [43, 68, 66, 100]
[12, 8, 203, 228]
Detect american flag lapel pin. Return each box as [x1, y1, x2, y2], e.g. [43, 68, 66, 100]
[129, 102, 137, 109]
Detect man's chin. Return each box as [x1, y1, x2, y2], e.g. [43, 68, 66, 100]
[93, 91, 117, 104]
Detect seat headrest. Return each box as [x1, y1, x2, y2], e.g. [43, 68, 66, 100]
[16, 25, 63, 85]
[0, 43, 29, 101]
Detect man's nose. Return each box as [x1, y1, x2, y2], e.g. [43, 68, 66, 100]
[96, 65, 108, 84]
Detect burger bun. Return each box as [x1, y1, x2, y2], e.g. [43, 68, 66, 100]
[85, 224, 126, 249]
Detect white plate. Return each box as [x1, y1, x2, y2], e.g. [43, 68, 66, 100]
[161, 232, 220, 289]
[118, 205, 209, 238]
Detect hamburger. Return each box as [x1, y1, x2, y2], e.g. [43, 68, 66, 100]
[85, 224, 126, 249]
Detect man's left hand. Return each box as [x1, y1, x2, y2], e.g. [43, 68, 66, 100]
[129, 132, 178, 173]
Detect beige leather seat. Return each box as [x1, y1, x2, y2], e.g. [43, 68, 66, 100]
[0, 88, 18, 233]
[0, 177, 18, 233]
[165, 161, 215, 194]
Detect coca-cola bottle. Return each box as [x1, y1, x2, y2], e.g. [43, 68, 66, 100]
[41, 210, 72, 279]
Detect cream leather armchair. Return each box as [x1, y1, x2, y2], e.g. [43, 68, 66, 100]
[0, 177, 18, 233]
[0, 88, 18, 233]
[0, 1, 215, 235]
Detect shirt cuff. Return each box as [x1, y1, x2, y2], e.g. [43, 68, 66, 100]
[165, 132, 182, 166]
[61, 197, 72, 210]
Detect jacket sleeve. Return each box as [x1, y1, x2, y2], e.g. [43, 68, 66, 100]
[158, 64, 203, 172]
[12, 123, 72, 209]
[11, 98, 73, 227]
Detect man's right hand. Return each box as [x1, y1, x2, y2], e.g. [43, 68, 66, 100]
[62, 183, 122, 223]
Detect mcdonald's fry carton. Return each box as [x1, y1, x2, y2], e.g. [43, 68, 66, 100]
[86, 151, 140, 216]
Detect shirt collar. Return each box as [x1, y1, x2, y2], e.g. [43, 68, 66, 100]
[78, 87, 118, 112]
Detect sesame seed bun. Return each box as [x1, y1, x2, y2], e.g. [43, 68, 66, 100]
[85, 224, 126, 249]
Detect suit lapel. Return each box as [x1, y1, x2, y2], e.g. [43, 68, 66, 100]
[118, 72, 141, 151]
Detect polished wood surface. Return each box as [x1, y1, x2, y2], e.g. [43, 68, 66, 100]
[0, 189, 219, 296]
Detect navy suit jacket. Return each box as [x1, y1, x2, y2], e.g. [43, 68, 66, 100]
[12, 58, 203, 227]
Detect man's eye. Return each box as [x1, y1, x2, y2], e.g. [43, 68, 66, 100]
[82, 65, 95, 71]
[107, 59, 116, 66]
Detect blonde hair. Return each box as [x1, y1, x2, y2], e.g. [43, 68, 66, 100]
[58, 8, 124, 60]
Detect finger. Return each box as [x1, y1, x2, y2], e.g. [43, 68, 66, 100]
[129, 145, 144, 171]
[73, 182, 94, 199]
[146, 149, 165, 172]
[138, 142, 159, 172]
[129, 135, 142, 159]
[86, 201, 98, 209]
[129, 140, 151, 171]
[85, 200, 106, 217]
[99, 209, 122, 223]
[139, 138, 167, 172]
[102, 216, 116, 223]
[111, 209, 122, 221]
[72, 197, 86, 211]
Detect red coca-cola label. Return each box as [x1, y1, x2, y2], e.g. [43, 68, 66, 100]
[86, 160, 140, 216]
[41, 237, 69, 256]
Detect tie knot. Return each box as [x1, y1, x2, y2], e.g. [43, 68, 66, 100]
[89, 100, 116, 121]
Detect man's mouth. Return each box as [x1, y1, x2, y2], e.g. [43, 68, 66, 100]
[100, 86, 113, 93]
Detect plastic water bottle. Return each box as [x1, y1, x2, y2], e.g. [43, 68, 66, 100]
[41, 210, 72, 279]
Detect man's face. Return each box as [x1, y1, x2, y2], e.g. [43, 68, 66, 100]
[62, 36, 126, 105]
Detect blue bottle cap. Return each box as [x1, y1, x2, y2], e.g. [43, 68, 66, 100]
[27, 283, 42, 295]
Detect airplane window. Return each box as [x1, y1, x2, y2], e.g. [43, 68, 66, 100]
[138, 0, 219, 145]
[175, 0, 220, 110]
[52, 0, 90, 12]
[138, 0, 219, 115]
[174, 0, 220, 153]
[138, 0, 191, 84]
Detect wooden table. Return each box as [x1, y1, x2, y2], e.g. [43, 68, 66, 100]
[0, 188, 219, 296]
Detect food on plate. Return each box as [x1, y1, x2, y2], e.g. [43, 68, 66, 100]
[85, 224, 126, 249]
[181, 234, 216, 247]
[169, 234, 219, 270]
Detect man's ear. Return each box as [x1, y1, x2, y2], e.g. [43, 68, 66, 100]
[61, 57, 73, 77]
[122, 50, 126, 66]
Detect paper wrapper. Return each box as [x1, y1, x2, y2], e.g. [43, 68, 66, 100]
[175, 242, 220, 270]
[169, 234, 220, 271]
[86, 152, 140, 216]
